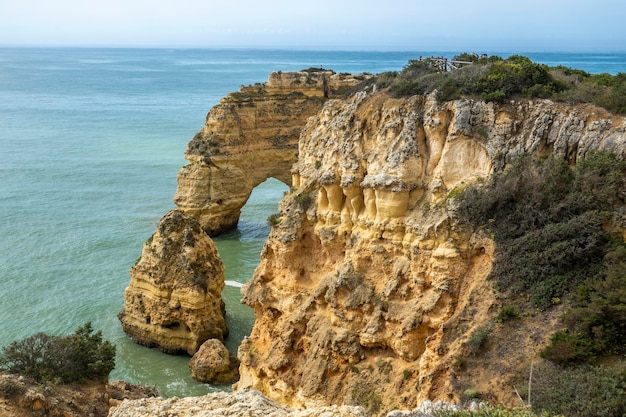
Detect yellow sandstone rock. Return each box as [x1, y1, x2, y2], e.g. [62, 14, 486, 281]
[119, 209, 227, 355]
[129, 69, 626, 414]
[235, 90, 626, 413]
[174, 70, 370, 235]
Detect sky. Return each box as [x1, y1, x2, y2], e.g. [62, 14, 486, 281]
[0, 0, 624, 51]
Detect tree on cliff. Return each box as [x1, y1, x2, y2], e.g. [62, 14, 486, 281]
[0, 322, 115, 383]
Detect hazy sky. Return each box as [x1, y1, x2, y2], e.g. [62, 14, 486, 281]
[0, 0, 624, 51]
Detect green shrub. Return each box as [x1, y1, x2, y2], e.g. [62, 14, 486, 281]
[464, 326, 491, 354]
[267, 212, 282, 227]
[497, 305, 520, 322]
[387, 59, 440, 98]
[529, 361, 626, 417]
[456, 151, 625, 309]
[359, 53, 626, 114]
[588, 72, 626, 114]
[471, 55, 563, 102]
[542, 244, 626, 365]
[351, 384, 382, 415]
[540, 330, 596, 365]
[0, 322, 115, 384]
[294, 192, 313, 210]
[435, 404, 548, 417]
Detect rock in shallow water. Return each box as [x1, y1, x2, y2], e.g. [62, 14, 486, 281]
[118, 209, 228, 355]
[189, 338, 240, 384]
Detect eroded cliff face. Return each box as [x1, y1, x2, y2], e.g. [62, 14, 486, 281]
[120, 71, 367, 361]
[174, 70, 368, 235]
[119, 209, 227, 355]
[236, 91, 626, 412]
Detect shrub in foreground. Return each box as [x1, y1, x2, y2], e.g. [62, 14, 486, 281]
[434, 404, 552, 417]
[529, 361, 626, 417]
[0, 322, 115, 383]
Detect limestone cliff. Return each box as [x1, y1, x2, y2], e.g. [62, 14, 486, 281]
[236, 91, 626, 413]
[119, 209, 227, 355]
[174, 70, 369, 235]
[120, 71, 367, 361]
[123, 67, 626, 415]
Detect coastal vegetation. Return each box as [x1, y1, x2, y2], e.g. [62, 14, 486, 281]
[365, 53, 626, 114]
[0, 322, 115, 384]
[405, 58, 626, 416]
[457, 151, 626, 311]
[455, 151, 626, 417]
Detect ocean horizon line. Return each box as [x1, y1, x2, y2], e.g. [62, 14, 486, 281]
[1, 44, 625, 55]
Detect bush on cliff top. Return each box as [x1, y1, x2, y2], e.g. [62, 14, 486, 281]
[374, 53, 626, 114]
[0, 322, 115, 384]
[386, 54, 562, 102]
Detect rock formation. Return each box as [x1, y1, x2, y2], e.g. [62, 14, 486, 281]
[119, 71, 367, 358]
[119, 209, 227, 355]
[108, 388, 367, 417]
[174, 70, 369, 235]
[235, 91, 626, 413]
[189, 338, 240, 384]
[0, 373, 157, 417]
[124, 68, 626, 415]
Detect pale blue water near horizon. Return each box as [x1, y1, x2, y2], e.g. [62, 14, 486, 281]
[1, 48, 625, 397]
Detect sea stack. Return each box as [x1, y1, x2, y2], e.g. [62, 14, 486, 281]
[118, 209, 228, 355]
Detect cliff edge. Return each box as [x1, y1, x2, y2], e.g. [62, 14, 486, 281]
[236, 89, 626, 413]
[121, 67, 626, 415]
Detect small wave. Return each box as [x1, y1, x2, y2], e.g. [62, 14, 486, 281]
[225, 280, 244, 288]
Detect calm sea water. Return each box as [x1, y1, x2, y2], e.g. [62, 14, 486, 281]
[0, 47, 624, 397]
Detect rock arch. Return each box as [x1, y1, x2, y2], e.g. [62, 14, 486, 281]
[173, 70, 369, 236]
[174, 149, 295, 236]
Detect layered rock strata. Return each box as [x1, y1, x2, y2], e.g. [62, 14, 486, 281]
[120, 71, 366, 364]
[119, 209, 227, 355]
[124, 67, 626, 414]
[174, 70, 369, 235]
[236, 91, 626, 412]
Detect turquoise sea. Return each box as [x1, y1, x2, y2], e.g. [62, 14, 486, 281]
[0, 48, 624, 397]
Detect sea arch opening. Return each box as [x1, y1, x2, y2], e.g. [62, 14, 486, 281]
[212, 177, 289, 354]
